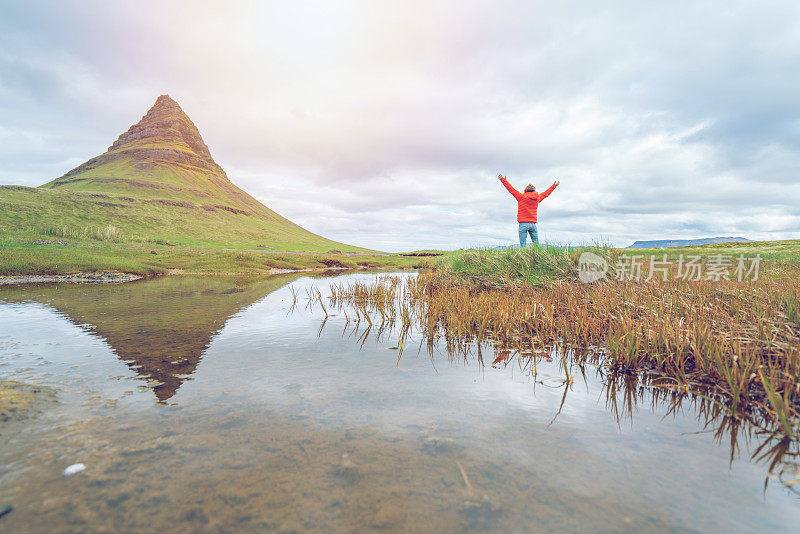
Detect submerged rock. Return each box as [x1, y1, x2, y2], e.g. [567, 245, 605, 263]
[0, 381, 57, 422]
[334, 453, 359, 479]
[422, 435, 455, 453]
[420, 424, 456, 453]
[460, 494, 502, 528]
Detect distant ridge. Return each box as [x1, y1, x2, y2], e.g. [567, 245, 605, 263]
[627, 237, 751, 249]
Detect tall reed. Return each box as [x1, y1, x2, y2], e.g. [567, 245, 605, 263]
[39, 223, 121, 242]
[325, 259, 800, 440]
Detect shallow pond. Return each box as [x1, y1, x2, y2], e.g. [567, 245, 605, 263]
[0, 273, 798, 532]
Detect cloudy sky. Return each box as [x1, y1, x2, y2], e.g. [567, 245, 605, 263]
[1, 0, 798, 250]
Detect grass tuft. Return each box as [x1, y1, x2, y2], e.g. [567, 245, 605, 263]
[442, 244, 618, 287]
[40, 223, 121, 242]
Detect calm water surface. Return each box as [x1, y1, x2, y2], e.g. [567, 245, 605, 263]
[0, 273, 798, 532]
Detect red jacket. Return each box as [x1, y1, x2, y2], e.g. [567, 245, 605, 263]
[500, 178, 557, 223]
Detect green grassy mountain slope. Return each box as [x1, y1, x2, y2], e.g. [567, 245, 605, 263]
[2, 95, 366, 252]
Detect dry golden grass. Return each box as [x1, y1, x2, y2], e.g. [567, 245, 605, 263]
[324, 263, 800, 440]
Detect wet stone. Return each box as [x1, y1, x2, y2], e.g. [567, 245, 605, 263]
[422, 435, 455, 453]
[460, 494, 502, 529]
[334, 453, 359, 480]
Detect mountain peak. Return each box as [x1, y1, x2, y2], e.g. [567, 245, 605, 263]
[147, 94, 184, 120]
[154, 94, 177, 106]
[108, 95, 213, 159]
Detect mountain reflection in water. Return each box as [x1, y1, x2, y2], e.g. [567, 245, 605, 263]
[0, 274, 302, 402]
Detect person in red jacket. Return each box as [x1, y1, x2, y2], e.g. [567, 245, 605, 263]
[498, 174, 559, 246]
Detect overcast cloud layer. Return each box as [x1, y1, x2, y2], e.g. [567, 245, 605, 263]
[1, 0, 798, 250]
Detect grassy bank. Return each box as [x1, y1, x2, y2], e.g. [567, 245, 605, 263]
[325, 244, 800, 441]
[0, 237, 436, 276]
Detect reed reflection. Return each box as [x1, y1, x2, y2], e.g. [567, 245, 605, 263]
[313, 275, 800, 495]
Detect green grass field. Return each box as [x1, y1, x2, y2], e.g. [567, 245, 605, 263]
[2, 208, 797, 279]
[0, 185, 364, 252]
[430, 239, 800, 288]
[0, 186, 438, 275]
[620, 239, 800, 262]
[0, 238, 431, 276]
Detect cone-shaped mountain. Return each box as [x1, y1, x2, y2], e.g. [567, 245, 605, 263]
[44, 95, 269, 212]
[37, 95, 359, 251]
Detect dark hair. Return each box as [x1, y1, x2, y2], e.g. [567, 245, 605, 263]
[524, 184, 536, 192]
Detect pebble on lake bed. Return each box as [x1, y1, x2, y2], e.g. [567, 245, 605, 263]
[335, 453, 359, 479]
[63, 463, 86, 476]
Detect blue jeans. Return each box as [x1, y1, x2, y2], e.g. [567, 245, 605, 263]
[519, 222, 538, 246]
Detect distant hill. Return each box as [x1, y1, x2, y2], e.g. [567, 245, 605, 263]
[1, 95, 366, 252]
[627, 237, 751, 249]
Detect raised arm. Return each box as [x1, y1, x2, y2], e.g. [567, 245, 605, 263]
[538, 180, 559, 201]
[498, 174, 523, 200]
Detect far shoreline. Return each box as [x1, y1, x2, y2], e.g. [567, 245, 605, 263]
[0, 265, 418, 286]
